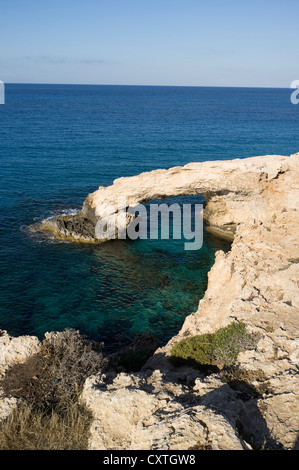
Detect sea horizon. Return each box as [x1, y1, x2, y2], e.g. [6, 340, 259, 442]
[3, 82, 294, 89]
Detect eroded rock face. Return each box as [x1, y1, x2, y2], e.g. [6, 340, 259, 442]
[37, 153, 299, 242]
[81, 371, 250, 450]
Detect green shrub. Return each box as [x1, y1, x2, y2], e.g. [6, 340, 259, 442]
[170, 322, 257, 369]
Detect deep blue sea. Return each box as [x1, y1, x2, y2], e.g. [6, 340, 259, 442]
[0, 84, 298, 352]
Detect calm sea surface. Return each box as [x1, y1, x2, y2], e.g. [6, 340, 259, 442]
[0, 84, 298, 351]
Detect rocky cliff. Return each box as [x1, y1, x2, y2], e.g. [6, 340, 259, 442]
[1, 153, 299, 449]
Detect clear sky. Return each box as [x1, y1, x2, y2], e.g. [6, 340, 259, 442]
[0, 0, 298, 87]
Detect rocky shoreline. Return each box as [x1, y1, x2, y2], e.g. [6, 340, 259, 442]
[1, 153, 299, 449]
[34, 153, 295, 243]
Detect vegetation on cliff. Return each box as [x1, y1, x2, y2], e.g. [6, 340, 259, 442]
[170, 322, 258, 370]
[0, 329, 107, 450]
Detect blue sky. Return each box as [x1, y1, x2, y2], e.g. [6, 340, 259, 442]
[0, 0, 298, 86]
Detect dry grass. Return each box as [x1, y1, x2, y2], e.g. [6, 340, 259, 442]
[0, 400, 92, 450]
[0, 329, 108, 450]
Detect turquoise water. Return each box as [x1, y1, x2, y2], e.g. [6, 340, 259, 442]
[0, 85, 298, 352]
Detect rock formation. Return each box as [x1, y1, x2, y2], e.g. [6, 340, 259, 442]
[0, 331, 40, 420]
[37, 153, 298, 243]
[1, 153, 299, 449]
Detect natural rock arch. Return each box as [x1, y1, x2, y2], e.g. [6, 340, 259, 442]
[38, 153, 298, 243]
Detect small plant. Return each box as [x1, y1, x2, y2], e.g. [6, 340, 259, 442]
[0, 329, 108, 450]
[264, 324, 275, 333]
[170, 322, 257, 370]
